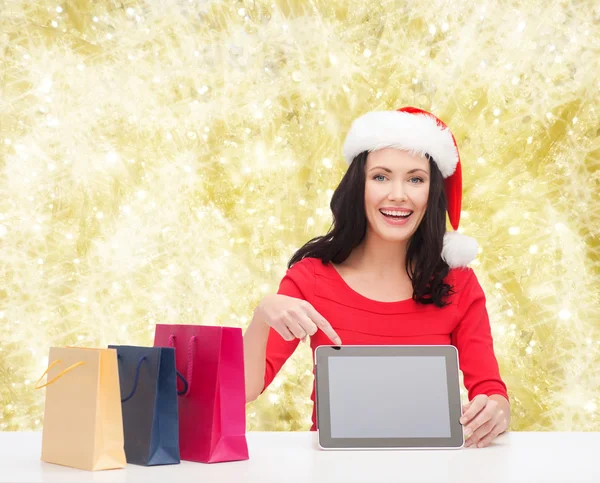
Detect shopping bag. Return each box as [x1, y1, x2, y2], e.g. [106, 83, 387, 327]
[36, 347, 126, 471]
[153, 324, 249, 463]
[108, 345, 181, 466]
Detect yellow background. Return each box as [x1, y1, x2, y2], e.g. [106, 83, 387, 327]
[0, 0, 598, 432]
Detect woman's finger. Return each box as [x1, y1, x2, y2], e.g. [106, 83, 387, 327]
[463, 403, 494, 438]
[460, 395, 488, 426]
[284, 318, 307, 339]
[473, 423, 503, 448]
[297, 312, 318, 337]
[304, 302, 342, 345]
[465, 419, 495, 447]
[273, 322, 295, 341]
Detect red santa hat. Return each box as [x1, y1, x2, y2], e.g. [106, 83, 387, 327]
[342, 106, 478, 268]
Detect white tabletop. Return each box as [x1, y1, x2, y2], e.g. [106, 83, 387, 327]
[1, 431, 598, 483]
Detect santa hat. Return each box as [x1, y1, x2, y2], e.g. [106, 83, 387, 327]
[342, 106, 478, 268]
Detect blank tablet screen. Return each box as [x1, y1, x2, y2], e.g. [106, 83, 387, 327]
[328, 356, 451, 438]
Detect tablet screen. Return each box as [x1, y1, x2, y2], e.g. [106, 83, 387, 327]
[328, 356, 451, 438]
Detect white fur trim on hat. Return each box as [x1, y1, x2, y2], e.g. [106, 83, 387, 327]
[442, 231, 478, 268]
[343, 111, 459, 178]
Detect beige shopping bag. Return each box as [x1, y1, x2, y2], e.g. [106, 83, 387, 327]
[36, 347, 126, 471]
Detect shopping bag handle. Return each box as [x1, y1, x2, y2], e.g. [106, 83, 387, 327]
[118, 355, 146, 403]
[35, 360, 86, 389]
[118, 354, 189, 401]
[168, 334, 196, 397]
[176, 370, 188, 395]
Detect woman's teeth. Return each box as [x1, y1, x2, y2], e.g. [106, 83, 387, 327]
[380, 209, 412, 218]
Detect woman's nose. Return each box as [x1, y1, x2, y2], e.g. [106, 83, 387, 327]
[388, 181, 408, 201]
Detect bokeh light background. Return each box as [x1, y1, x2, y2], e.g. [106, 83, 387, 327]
[1, 0, 599, 432]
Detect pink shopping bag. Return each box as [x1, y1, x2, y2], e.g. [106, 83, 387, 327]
[153, 324, 249, 463]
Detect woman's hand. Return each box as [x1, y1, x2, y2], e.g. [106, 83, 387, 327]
[460, 394, 510, 448]
[254, 294, 342, 345]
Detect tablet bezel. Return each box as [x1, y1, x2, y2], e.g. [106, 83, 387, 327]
[315, 345, 464, 450]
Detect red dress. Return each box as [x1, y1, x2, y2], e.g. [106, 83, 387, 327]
[263, 257, 509, 430]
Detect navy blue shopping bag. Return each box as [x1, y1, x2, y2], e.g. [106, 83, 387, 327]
[108, 345, 183, 466]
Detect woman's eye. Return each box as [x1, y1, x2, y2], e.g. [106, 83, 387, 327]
[373, 175, 386, 182]
[409, 177, 424, 183]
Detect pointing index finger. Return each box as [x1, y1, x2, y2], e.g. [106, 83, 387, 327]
[305, 303, 341, 345]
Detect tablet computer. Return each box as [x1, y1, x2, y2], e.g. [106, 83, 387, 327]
[314, 345, 464, 450]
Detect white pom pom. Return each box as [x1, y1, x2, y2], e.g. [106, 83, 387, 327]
[442, 231, 478, 268]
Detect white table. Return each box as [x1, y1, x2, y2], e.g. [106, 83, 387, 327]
[1, 431, 598, 482]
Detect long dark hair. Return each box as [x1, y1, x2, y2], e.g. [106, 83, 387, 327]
[288, 151, 454, 307]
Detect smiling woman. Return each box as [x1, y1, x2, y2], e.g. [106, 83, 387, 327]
[243, 107, 510, 448]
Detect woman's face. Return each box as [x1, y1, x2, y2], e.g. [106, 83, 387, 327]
[364, 148, 430, 244]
